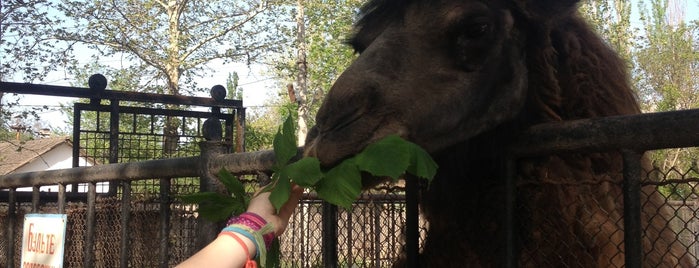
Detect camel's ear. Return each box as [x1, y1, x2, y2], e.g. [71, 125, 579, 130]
[514, 0, 581, 21]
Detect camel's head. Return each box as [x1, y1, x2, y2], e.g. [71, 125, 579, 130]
[305, 0, 583, 166]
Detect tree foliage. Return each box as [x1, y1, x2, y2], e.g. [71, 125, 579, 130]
[635, 0, 699, 112]
[270, 0, 361, 129]
[50, 0, 289, 96]
[1, 0, 60, 136]
[582, 0, 699, 199]
[0, 0, 62, 81]
[634, 0, 699, 198]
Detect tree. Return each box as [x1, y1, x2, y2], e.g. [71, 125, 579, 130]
[579, 0, 634, 64]
[1, 0, 61, 138]
[294, 0, 309, 146]
[226, 72, 243, 100]
[0, 0, 63, 82]
[270, 0, 361, 144]
[636, 0, 699, 112]
[634, 0, 699, 199]
[52, 0, 287, 95]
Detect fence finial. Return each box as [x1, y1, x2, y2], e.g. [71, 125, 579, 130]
[88, 74, 107, 91]
[211, 85, 226, 101]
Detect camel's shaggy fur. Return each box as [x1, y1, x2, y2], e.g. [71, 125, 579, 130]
[305, 0, 692, 266]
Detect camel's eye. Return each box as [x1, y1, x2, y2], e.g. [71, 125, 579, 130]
[455, 21, 490, 48]
[449, 16, 494, 71]
[463, 22, 490, 39]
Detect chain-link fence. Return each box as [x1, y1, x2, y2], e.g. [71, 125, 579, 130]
[0, 180, 421, 267]
[514, 155, 699, 267]
[2, 163, 698, 267]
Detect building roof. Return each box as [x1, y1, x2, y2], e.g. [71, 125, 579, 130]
[0, 137, 73, 175]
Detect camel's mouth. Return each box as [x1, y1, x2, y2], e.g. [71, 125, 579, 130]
[304, 115, 408, 167]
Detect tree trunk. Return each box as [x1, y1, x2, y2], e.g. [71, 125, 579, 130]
[295, 0, 309, 146]
[163, 0, 183, 156]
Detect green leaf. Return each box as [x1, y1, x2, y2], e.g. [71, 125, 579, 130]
[197, 200, 239, 221]
[180, 192, 243, 221]
[316, 159, 362, 209]
[269, 172, 292, 210]
[217, 168, 246, 204]
[407, 142, 439, 181]
[273, 116, 298, 169]
[354, 135, 410, 179]
[284, 157, 323, 187]
[179, 192, 223, 204]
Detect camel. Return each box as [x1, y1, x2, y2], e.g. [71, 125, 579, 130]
[304, 0, 692, 266]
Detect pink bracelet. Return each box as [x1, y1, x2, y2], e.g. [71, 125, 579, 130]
[227, 212, 274, 249]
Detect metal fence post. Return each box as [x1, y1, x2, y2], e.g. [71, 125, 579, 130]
[503, 156, 517, 268]
[159, 178, 172, 267]
[405, 175, 420, 268]
[622, 150, 643, 267]
[6, 188, 16, 268]
[322, 201, 338, 268]
[195, 117, 228, 251]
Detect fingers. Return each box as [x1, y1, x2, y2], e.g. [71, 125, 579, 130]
[278, 185, 304, 222]
[246, 184, 304, 236]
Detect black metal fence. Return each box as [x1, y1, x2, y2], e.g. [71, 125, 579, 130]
[2, 79, 699, 267]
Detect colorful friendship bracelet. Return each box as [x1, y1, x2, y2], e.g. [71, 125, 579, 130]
[221, 225, 261, 258]
[227, 212, 275, 249]
[217, 232, 257, 268]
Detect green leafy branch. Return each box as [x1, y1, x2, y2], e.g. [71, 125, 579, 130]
[179, 168, 249, 221]
[263, 116, 438, 210]
[179, 169, 281, 267]
[179, 115, 437, 266]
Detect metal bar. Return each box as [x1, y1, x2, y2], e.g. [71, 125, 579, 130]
[301, 203, 309, 267]
[405, 176, 419, 268]
[58, 184, 66, 214]
[109, 100, 120, 196]
[0, 191, 93, 203]
[72, 104, 82, 193]
[503, 156, 517, 268]
[84, 182, 97, 267]
[622, 150, 643, 268]
[75, 103, 237, 122]
[209, 148, 302, 176]
[0, 156, 200, 188]
[32, 186, 40, 212]
[6, 188, 16, 268]
[346, 209, 353, 267]
[120, 181, 132, 268]
[374, 204, 381, 266]
[322, 201, 338, 268]
[159, 178, 172, 268]
[109, 103, 120, 160]
[511, 109, 699, 156]
[0, 81, 243, 108]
